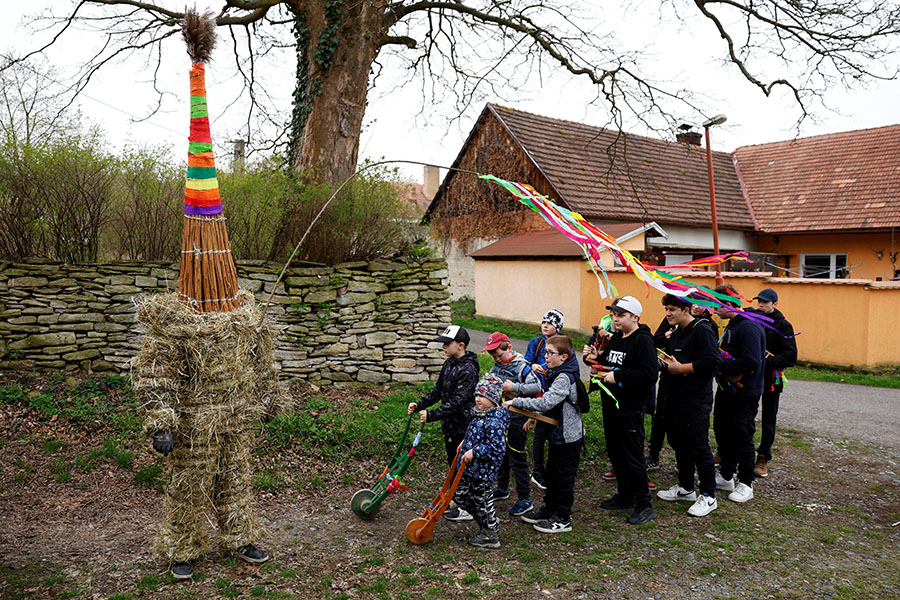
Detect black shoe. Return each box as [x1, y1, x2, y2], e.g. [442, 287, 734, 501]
[530, 473, 547, 491]
[520, 506, 552, 524]
[236, 543, 269, 564]
[599, 494, 632, 511]
[626, 506, 657, 525]
[533, 517, 572, 534]
[171, 562, 192, 580]
[467, 529, 501, 549]
[645, 456, 660, 471]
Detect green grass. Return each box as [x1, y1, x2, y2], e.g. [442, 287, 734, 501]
[134, 461, 166, 488]
[787, 365, 900, 388]
[52, 456, 72, 483]
[0, 375, 142, 435]
[451, 299, 590, 348]
[261, 387, 444, 463]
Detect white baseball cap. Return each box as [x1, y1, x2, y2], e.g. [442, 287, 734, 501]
[606, 296, 643, 317]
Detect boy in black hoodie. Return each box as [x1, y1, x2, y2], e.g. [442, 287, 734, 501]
[748, 288, 797, 477]
[712, 285, 766, 504]
[586, 296, 659, 525]
[409, 325, 480, 520]
[656, 294, 721, 517]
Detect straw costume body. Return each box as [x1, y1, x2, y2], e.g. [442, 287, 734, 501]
[131, 11, 278, 565]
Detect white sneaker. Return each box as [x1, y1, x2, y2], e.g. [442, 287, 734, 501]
[656, 485, 697, 502]
[687, 494, 718, 517]
[715, 473, 735, 492]
[728, 482, 753, 503]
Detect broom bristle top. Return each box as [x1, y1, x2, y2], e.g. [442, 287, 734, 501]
[183, 9, 217, 63]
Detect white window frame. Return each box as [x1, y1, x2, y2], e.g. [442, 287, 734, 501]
[799, 253, 848, 279]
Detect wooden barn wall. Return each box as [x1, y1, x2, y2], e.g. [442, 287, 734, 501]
[429, 114, 558, 245]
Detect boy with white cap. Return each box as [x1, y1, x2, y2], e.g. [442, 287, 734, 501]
[586, 296, 659, 525]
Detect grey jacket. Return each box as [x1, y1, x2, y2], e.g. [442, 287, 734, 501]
[508, 369, 584, 445]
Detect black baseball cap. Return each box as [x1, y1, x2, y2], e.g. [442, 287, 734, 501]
[753, 288, 778, 302]
[433, 325, 470, 345]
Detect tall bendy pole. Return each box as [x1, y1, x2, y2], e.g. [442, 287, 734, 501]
[703, 114, 727, 287]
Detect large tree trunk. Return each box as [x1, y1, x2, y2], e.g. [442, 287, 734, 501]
[268, 1, 384, 261]
[292, 1, 383, 183]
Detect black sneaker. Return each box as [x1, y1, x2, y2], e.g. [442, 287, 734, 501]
[626, 506, 657, 525]
[530, 473, 547, 491]
[645, 457, 660, 471]
[492, 487, 510, 500]
[533, 517, 572, 534]
[171, 562, 192, 580]
[236, 543, 269, 564]
[599, 494, 632, 510]
[520, 506, 552, 524]
[602, 470, 616, 481]
[443, 507, 473, 521]
[468, 529, 501, 549]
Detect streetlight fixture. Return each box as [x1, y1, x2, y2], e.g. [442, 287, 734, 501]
[702, 114, 727, 286]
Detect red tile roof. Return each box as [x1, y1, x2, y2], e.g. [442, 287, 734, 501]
[391, 182, 431, 213]
[488, 104, 754, 230]
[469, 223, 661, 258]
[734, 125, 900, 232]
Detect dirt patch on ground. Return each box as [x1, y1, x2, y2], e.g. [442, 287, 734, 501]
[1, 371, 899, 599]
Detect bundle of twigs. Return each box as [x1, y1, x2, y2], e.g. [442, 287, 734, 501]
[177, 9, 240, 313]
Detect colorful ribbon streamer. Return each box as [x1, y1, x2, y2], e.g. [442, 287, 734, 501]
[478, 174, 782, 330]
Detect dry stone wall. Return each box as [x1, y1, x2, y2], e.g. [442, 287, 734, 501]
[0, 259, 452, 385]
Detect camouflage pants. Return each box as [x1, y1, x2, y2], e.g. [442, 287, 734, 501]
[455, 475, 499, 532]
[155, 425, 259, 563]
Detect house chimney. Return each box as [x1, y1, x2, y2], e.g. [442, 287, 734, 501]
[676, 131, 703, 146]
[423, 165, 439, 201]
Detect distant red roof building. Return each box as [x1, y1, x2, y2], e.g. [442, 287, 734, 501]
[393, 182, 432, 213]
[734, 125, 900, 233]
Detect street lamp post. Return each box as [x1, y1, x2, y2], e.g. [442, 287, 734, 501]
[703, 114, 727, 286]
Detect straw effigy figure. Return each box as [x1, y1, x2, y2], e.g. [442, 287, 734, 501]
[131, 10, 279, 581]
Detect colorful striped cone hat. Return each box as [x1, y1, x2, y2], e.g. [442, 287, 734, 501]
[177, 9, 241, 312]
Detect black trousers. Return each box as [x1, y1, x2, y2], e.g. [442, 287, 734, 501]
[531, 421, 550, 479]
[757, 388, 781, 461]
[496, 413, 531, 500]
[444, 430, 466, 466]
[713, 388, 760, 486]
[666, 402, 716, 496]
[543, 439, 582, 521]
[648, 378, 668, 460]
[602, 399, 651, 509]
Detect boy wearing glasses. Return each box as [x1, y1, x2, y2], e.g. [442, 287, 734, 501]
[503, 335, 584, 534]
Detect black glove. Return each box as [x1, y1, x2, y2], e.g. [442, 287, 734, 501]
[152, 430, 173, 456]
[261, 411, 276, 425]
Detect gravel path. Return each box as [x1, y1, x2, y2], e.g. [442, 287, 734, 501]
[466, 329, 900, 449]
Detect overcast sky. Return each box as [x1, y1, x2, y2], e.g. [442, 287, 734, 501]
[3, 1, 899, 183]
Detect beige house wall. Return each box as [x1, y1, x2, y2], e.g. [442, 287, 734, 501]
[474, 260, 584, 329]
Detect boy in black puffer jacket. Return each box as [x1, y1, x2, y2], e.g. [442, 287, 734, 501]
[409, 325, 480, 520]
[587, 296, 659, 525]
